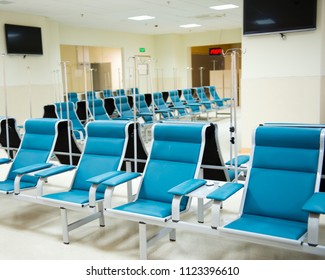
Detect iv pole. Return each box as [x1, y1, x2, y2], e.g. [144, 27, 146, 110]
[223, 48, 243, 182]
[62, 61, 73, 166]
[1, 53, 10, 158]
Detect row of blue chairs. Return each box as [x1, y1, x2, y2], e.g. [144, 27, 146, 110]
[67, 85, 231, 122]
[0, 118, 325, 259]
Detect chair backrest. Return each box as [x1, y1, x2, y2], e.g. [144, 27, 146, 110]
[130, 88, 139, 95]
[55, 102, 86, 139]
[133, 94, 153, 123]
[116, 89, 126, 96]
[207, 86, 223, 106]
[153, 92, 167, 108]
[153, 92, 172, 118]
[87, 91, 97, 100]
[242, 126, 324, 223]
[7, 118, 64, 183]
[195, 87, 209, 101]
[114, 96, 134, 118]
[169, 90, 187, 116]
[138, 122, 207, 209]
[103, 89, 112, 98]
[182, 88, 196, 103]
[88, 99, 110, 120]
[0, 117, 21, 159]
[169, 90, 182, 105]
[67, 92, 78, 104]
[71, 120, 130, 193]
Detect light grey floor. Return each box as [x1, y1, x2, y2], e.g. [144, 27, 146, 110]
[0, 109, 324, 260]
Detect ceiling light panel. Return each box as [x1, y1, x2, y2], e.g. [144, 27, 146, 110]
[210, 4, 239, 10]
[179, 23, 201, 28]
[128, 15, 155, 21]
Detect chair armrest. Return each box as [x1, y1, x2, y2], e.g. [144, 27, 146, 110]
[168, 179, 206, 196]
[13, 163, 53, 175]
[34, 165, 76, 179]
[155, 109, 171, 113]
[186, 103, 201, 107]
[87, 171, 126, 185]
[137, 112, 153, 117]
[302, 193, 325, 214]
[207, 182, 244, 201]
[0, 158, 11, 165]
[171, 105, 189, 110]
[101, 171, 141, 187]
[302, 192, 325, 246]
[114, 116, 134, 120]
[169, 179, 206, 222]
[225, 155, 250, 166]
[100, 171, 141, 209]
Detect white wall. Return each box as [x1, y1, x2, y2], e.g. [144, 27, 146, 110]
[241, 0, 325, 148]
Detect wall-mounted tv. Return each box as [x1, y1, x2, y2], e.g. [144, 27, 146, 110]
[4, 24, 43, 55]
[243, 0, 317, 36]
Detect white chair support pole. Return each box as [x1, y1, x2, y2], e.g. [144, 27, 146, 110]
[139, 222, 148, 260]
[308, 213, 320, 246]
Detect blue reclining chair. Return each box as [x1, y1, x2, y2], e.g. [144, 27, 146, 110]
[86, 91, 97, 100]
[0, 118, 67, 195]
[205, 86, 231, 108]
[152, 92, 174, 119]
[207, 125, 325, 256]
[88, 99, 111, 120]
[55, 102, 86, 140]
[103, 89, 113, 98]
[181, 88, 202, 120]
[67, 92, 79, 105]
[113, 96, 134, 120]
[130, 94, 156, 142]
[115, 89, 126, 96]
[37, 120, 136, 244]
[192, 87, 217, 119]
[168, 90, 190, 118]
[205, 85, 232, 117]
[104, 122, 209, 259]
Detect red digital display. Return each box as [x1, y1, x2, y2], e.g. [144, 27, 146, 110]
[209, 48, 223, 56]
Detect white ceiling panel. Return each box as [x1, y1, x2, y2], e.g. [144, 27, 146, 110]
[0, 0, 243, 34]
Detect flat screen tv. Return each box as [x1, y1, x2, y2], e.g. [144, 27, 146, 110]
[243, 0, 317, 36]
[4, 24, 43, 55]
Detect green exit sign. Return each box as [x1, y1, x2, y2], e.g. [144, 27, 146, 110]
[139, 48, 146, 53]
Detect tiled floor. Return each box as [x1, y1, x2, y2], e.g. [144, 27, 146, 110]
[0, 109, 324, 260]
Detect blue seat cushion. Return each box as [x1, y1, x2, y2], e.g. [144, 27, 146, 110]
[0, 179, 37, 193]
[224, 214, 307, 240]
[113, 198, 186, 218]
[42, 189, 104, 205]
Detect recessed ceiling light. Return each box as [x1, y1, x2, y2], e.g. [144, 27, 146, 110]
[180, 24, 201, 28]
[128, 15, 155, 21]
[210, 4, 239, 10]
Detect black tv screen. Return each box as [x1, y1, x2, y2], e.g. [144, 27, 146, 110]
[4, 24, 43, 55]
[243, 0, 317, 35]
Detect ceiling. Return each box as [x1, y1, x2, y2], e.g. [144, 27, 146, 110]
[0, 0, 243, 35]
